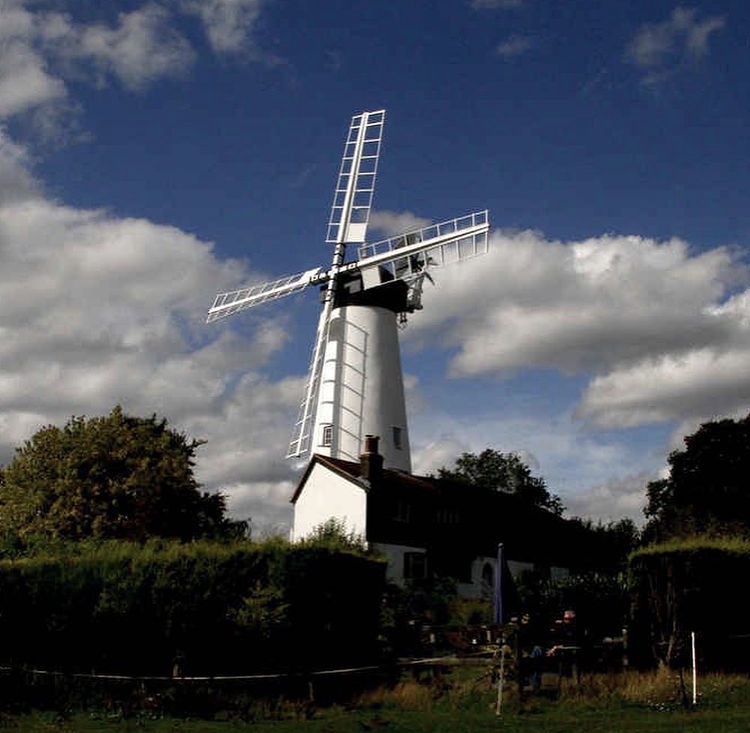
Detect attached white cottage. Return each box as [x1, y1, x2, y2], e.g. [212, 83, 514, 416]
[291, 437, 589, 598]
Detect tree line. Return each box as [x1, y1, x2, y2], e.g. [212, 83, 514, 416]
[2, 405, 750, 673]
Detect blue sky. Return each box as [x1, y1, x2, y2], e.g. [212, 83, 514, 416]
[1, 0, 748, 531]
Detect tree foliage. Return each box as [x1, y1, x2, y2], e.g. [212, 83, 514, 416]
[644, 414, 750, 539]
[437, 448, 565, 515]
[567, 517, 641, 568]
[298, 517, 368, 553]
[0, 406, 240, 542]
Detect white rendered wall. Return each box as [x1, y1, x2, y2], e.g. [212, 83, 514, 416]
[312, 304, 411, 471]
[291, 462, 367, 542]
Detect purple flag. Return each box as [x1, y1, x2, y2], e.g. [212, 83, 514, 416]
[494, 543, 504, 626]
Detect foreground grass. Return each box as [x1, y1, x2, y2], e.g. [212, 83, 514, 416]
[4, 668, 750, 732]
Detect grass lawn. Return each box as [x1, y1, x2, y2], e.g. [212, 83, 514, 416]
[4, 669, 750, 732]
[6, 703, 750, 733]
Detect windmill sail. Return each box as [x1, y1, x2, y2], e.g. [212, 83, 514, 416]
[288, 111, 386, 459]
[326, 110, 385, 245]
[207, 268, 321, 322]
[287, 305, 331, 458]
[357, 210, 489, 307]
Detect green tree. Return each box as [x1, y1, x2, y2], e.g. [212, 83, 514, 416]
[644, 413, 750, 539]
[0, 406, 240, 542]
[437, 448, 565, 515]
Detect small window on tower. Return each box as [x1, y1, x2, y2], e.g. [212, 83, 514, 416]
[321, 424, 333, 446]
[392, 426, 403, 450]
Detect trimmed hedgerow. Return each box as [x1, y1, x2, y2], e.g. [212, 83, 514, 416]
[629, 536, 750, 671]
[0, 539, 386, 675]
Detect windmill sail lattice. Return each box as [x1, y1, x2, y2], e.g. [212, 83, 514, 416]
[327, 110, 384, 245]
[207, 110, 490, 471]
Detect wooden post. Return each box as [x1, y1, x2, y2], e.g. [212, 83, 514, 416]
[495, 635, 505, 716]
[691, 631, 697, 706]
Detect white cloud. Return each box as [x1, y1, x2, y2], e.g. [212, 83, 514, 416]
[625, 7, 725, 86]
[564, 472, 654, 525]
[369, 210, 431, 238]
[2, 144, 747, 529]
[496, 35, 534, 59]
[40, 5, 195, 91]
[0, 129, 39, 202]
[0, 0, 298, 531]
[412, 436, 469, 477]
[402, 227, 750, 456]
[0, 2, 68, 120]
[578, 349, 750, 429]
[0, 46, 66, 119]
[0, 1, 744, 533]
[0, 137, 303, 527]
[178, 0, 272, 57]
[408, 230, 742, 375]
[0, 1, 195, 144]
[0, 1, 276, 138]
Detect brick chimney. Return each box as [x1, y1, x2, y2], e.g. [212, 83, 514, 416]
[360, 434, 383, 484]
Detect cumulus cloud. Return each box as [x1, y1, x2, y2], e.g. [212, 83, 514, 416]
[564, 472, 654, 525]
[625, 7, 725, 86]
[2, 3, 194, 101]
[369, 210, 431, 238]
[578, 349, 750, 428]
[0, 130, 39, 202]
[0, 1, 276, 139]
[45, 5, 196, 91]
[0, 0, 298, 532]
[0, 135, 302, 529]
[405, 227, 750, 433]
[0, 2, 68, 121]
[0, 1, 744, 532]
[178, 0, 271, 57]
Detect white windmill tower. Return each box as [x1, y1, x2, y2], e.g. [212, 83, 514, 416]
[207, 110, 489, 472]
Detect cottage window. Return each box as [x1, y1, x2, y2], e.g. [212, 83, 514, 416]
[394, 499, 411, 523]
[404, 552, 427, 580]
[321, 424, 333, 446]
[436, 507, 459, 524]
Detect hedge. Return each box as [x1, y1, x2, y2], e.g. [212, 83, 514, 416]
[629, 536, 750, 670]
[0, 539, 386, 675]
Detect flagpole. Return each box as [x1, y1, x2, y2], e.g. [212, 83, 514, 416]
[495, 543, 504, 716]
[494, 543, 504, 626]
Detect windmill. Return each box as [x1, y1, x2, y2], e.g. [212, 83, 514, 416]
[207, 110, 489, 472]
